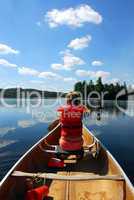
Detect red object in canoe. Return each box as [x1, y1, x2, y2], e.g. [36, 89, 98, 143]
[25, 185, 49, 200]
[48, 158, 64, 168]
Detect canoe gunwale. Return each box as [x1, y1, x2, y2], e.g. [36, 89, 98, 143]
[0, 123, 61, 187]
[84, 126, 134, 194]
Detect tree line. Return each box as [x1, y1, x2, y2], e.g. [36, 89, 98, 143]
[74, 77, 128, 100]
[0, 88, 65, 98]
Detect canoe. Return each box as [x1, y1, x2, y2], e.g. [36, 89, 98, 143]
[0, 122, 134, 200]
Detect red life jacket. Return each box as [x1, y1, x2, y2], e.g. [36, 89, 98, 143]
[57, 105, 85, 150]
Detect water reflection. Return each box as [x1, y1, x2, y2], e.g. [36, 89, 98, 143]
[84, 101, 128, 127]
[18, 120, 38, 128]
[0, 140, 17, 148]
[0, 127, 16, 137]
[0, 99, 134, 184]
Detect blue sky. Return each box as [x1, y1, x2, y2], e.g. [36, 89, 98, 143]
[0, 0, 134, 91]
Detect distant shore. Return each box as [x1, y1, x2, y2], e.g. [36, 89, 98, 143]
[0, 88, 66, 99]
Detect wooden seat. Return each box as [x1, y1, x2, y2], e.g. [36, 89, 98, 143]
[40, 145, 84, 160]
[39, 137, 100, 160]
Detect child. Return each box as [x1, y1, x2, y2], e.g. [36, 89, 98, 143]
[57, 92, 89, 154]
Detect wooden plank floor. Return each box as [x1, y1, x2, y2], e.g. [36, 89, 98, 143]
[48, 173, 125, 200]
[47, 155, 125, 200]
[69, 172, 124, 200]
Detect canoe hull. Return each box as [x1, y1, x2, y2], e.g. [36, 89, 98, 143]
[0, 124, 134, 199]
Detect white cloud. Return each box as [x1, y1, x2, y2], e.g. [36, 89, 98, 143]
[17, 66, 62, 80]
[51, 63, 64, 70]
[63, 77, 77, 82]
[76, 69, 110, 79]
[45, 4, 103, 28]
[18, 67, 39, 76]
[0, 43, 19, 55]
[109, 78, 120, 84]
[68, 35, 92, 50]
[94, 71, 110, 79]
[39, 71, 61, 80]
[63, 51, 85, 69]
[76, 69, 89, 77]
[30, 80, 44, 84]
[0, 59, 17, 68]
[52, 51, 85, 71]
[91, 60, 104, 66]
[59, 49, 71, 55]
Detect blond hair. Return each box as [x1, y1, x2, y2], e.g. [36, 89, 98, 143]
[66, 91, 81, 106]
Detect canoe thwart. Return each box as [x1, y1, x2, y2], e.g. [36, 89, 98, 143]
[12, 171, 124, 181]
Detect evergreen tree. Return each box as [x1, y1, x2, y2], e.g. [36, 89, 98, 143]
[95, 77, 104, 93]
[74, 82, 83, 93]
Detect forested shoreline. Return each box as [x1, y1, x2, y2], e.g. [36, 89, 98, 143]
[0, 78, 129, 100]
[74, 77, 128, 100]
[0, 88, 66, 98]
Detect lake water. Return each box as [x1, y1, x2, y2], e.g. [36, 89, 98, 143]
[0, 98, 134, 185]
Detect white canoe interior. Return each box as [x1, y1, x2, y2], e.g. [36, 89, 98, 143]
[0, 123, 134, 200]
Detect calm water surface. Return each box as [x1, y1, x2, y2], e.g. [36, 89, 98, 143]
[0, 99, 134, 185]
